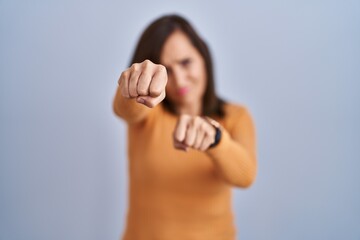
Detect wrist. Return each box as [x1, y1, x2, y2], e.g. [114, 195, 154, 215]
[204, 117, 222, 148]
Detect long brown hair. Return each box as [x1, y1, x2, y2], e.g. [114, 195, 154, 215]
[130, 14, 225, 118]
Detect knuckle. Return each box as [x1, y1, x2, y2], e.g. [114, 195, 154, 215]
[131, 63, 140, 72]
[142, 60, 154, 71]
[157, 64, 166, 73]
[120, 71, 128, 80]
[157, 65, 168, 81]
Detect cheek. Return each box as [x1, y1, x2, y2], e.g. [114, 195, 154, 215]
[191, 65, 207, 94]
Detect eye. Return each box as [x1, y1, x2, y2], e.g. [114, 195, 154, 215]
[180, 58, 191, 68]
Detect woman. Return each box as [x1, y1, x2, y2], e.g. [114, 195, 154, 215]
[113, 14, 257, 240]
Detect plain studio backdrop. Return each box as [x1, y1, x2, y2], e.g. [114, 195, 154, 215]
[1, 1, 359, 240]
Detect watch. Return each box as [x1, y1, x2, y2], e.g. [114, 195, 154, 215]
[204, 117, 222, 148]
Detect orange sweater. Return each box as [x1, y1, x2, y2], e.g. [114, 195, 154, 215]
[113, 88, 257, 240]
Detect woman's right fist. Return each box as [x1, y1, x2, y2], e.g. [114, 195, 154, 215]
[118, 59, 167, 108]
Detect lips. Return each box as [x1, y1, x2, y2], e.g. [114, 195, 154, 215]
[177, 87, 189, 96]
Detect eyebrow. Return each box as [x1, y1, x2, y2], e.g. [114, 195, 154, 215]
[177, 57, 191, 64]
[164, 57, 191, 69]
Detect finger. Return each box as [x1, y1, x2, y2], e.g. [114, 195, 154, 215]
[136, 71, 152, 96]
[194, 125, 206, 150]
[174, 115, 190, 143]
[173, 139, 188, 151]
[128, 64, 141, 97]
[136, 90, 165, 108]
[119, 71, 130, 98]
[149, 66, 167, 97]
[200, 134, 214, 151]
[185, 116, 202, 148]
[184, 123, 197, 147]
[200, 122, 216, 151]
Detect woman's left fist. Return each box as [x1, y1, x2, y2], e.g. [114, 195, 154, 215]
[173, 115, 216, 151]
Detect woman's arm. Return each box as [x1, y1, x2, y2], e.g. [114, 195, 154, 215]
[173, 107, 257, 188]
[113, 86, 151, 124]
[206, 108, 257, 188]
[112, 60, 167, 124]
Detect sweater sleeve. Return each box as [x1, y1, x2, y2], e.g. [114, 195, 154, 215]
[206, 106, 257, 188]
[112, 86, 152, 124]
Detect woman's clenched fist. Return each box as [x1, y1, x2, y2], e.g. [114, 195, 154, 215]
[173, 115, 217, 152]
[118, 59, 167, 108]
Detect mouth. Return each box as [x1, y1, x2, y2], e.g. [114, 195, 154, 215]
[177, 87, 189, 96]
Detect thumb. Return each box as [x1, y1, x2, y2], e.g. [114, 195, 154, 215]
[136, 91, 165, 108]
[136, 96, 157, 108]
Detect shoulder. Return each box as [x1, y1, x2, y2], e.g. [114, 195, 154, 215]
[223, 102, 252, 119]
[221, 102, 254, 131]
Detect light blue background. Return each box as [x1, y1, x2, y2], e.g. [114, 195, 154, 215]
[1, 1, 359, 240]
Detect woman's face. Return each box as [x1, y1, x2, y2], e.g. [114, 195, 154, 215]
[160, 30, 207, 112]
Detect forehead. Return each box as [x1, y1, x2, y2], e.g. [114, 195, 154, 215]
[160, 30, 200, 65]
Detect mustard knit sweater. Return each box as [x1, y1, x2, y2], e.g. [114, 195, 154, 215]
[113, 88, 257, 240]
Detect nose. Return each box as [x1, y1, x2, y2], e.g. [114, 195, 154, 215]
[170, 67, 186, 87]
